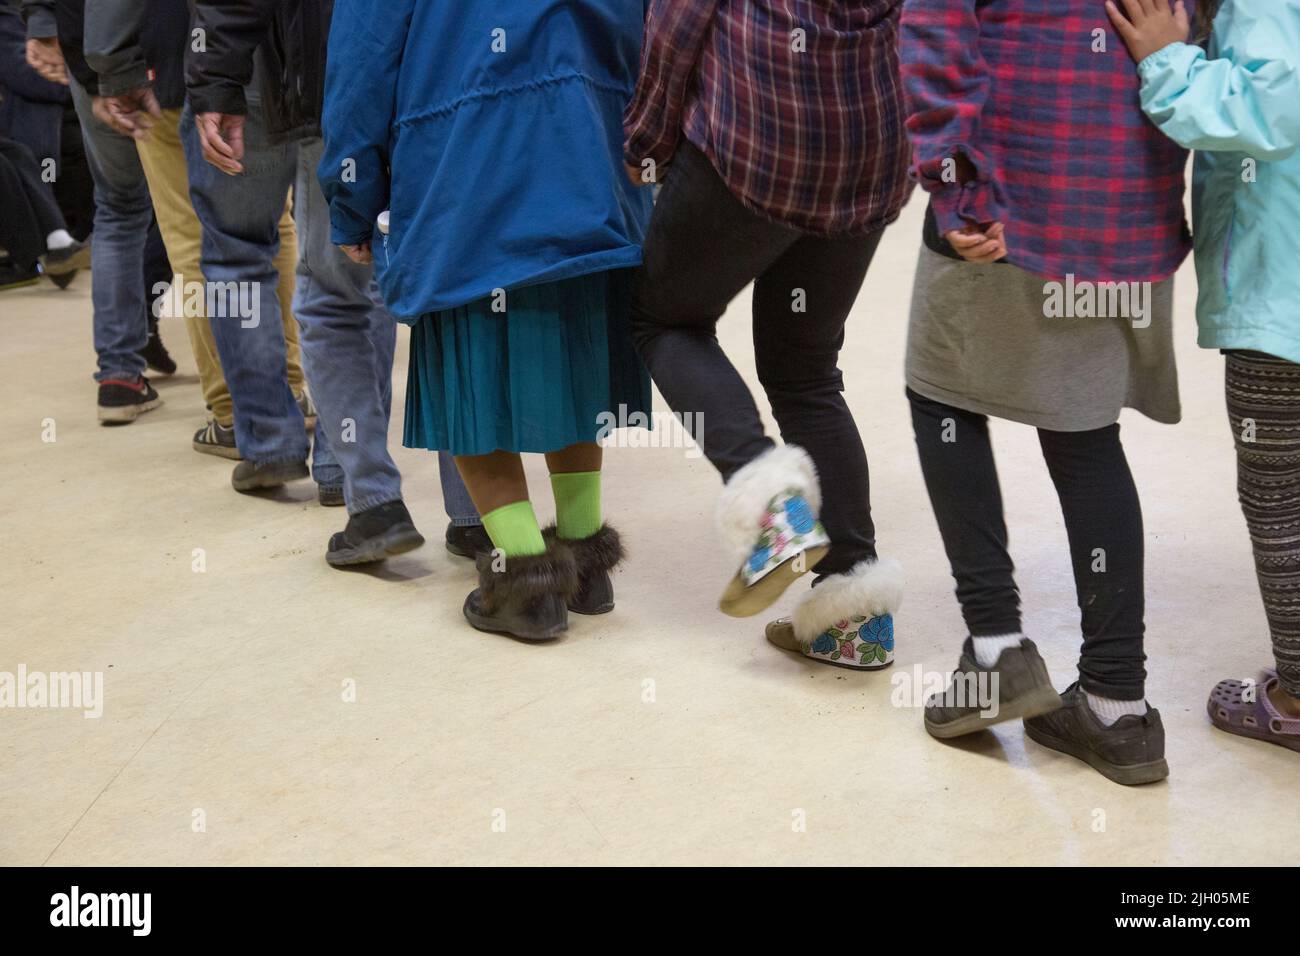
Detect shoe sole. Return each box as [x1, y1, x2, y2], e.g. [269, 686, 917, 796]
[462, 594, 568, 642]
[98, 396, 163, 424]
[192, 439, 243, 460]
[327, 526, 425, 567]
[718, 545, 828, 618]
[1024, 721, 1170, 786]
[924, 684, 1064, 739]
[569, 601, 614, 616]
[232, 462, 310, 492]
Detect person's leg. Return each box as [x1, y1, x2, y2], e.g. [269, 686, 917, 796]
[910, 388, 1060, 737]
[1225, 351, 1300, 715]
[631, 142, 797, 480]
[0, 143, 51, 268]
[180, 98, 307, 473]
[752, 229, 882, 577]
[66, 77, 151, 384]
[1037, 424, 1147, 706]
[631, 141, 826, 614]
[135, 108, 234, 426]
[455, 449, 576, 641]
[275, 197, 306, 400]
[1021, 423, 1167, 786]
[751, 228, 904, 666]
[139, 216, 177, 376]
[440, 451, 482, 526]
[908, 388, 1021, 637]
[292, 137, 403, 511]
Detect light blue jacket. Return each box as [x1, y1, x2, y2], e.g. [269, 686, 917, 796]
[319, 0, 652, 319]
[1138, 0, 1300, 362]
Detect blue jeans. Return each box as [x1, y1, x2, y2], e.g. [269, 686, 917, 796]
[180, 97, 308, 466]
[292, 137, 400, 513]
[439, 451, 480, 526]
[68, 76, 150, 383]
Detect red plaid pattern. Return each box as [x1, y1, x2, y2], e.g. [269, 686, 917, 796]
[624, 0, 913, 236]
[901, 0, 1192, 282]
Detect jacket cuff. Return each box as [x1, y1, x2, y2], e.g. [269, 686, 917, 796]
[1137, 41, 1200, 79]
[929, 177, 1007, 235]
[24, 7, 58, 39]
[187, 83, 249, 118]
[96, 63, 151, 97]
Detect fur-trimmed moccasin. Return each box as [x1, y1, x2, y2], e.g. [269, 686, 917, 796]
[766, 558, 903, 670]
[463, 539, 578, 642]
[544, 524, 625, 615]
[715, 445, 830, 617]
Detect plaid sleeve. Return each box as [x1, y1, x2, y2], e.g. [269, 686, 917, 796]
[900, 0, 1007, 234]
[623, 0, 720, 176]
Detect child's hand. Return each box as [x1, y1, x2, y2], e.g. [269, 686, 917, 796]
[946, 222, 1007, 264]
[1106, 0, 1190, 63]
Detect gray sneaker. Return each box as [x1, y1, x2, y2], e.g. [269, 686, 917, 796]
[924, 637, 1062, 739]
[1024, 682, 1168, 786]
[193, 419, 242, 460]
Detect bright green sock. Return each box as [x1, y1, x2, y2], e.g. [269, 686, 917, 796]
[481, 500, 546, 557]
[550, 470, 602, 540]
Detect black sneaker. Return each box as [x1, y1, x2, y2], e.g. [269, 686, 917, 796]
[1024, 682, 1169, 786]
[231, 458, 309, 492]
[445, 521, 493, 558]
[192, 419, 241, 460]
[138, 329, 176, 376]
[98, 377, 162, 425]
[924, 637, 1062, 739]
[318, 485, 345, 507]
[327, 500, 425, 567]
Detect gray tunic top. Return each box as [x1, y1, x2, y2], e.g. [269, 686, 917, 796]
[906, 245, 1181, 431]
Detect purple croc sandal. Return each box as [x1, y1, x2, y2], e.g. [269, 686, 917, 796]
[1207, 670, 1300, 753]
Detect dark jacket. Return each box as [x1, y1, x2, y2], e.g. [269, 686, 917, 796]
[0, 0, 67, 160]
[23, 0, 187, 107]
[186, 0, 330, 142]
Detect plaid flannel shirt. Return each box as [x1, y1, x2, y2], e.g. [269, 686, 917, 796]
[624, 0, 912, 236]
[901, 0, 1192, 282]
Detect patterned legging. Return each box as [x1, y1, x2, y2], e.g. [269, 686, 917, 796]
[1226, 350, 1300, 697]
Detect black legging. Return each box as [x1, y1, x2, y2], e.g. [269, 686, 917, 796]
[908, 388, 1147, 700]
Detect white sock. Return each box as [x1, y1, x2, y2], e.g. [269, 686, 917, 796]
[1085, 692, 1146, 726]
[971, 632, 1024, 668]
[46, 229, 74, 251]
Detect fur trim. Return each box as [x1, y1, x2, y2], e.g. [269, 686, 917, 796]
[714, 445, 821, 564]
[475, 544, 578, 612]
[542, 524, 625, 575]
[791, 558, 905, 644]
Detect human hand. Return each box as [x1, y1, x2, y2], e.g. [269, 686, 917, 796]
[196, 112, 247, 175]
[340, 242, 373, 265]
[1106, 0, 1190, 63]
[25, 37, 67, 85]
[92, 87, 162, 140]
[945, 222, 1007, 264]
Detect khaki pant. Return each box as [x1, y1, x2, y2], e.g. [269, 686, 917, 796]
[134, 108, 303, 426]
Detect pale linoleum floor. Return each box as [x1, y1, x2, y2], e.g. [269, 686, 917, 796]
[1, 194, 1296, 866]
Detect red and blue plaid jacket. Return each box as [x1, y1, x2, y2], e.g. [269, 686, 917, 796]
[624, 0, 912, 237]
[901, 0, 1192, 282]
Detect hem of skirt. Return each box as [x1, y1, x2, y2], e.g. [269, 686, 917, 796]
[905, 375, 1180, 432]
[403, 434, 611, 457]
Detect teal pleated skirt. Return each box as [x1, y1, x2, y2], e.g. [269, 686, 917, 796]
[403, 268, 652, 456]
